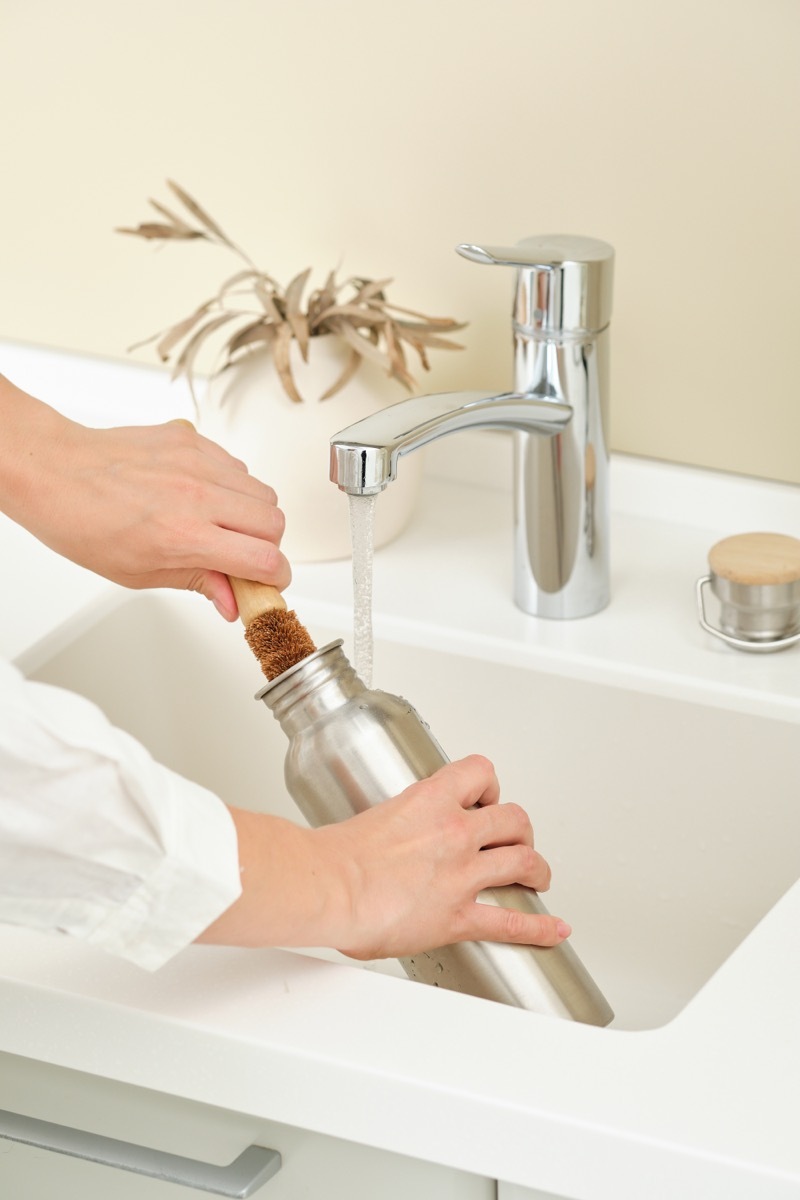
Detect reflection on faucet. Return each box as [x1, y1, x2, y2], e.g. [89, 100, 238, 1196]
[330, 235, 614, 620]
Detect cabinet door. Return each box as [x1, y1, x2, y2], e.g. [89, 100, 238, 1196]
[0, 1051, 494, 1199]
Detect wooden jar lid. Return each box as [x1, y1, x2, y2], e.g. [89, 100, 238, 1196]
[708, 532, 800, 586]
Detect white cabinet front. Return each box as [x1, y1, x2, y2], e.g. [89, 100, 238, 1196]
[0, 1051, 493, 1199]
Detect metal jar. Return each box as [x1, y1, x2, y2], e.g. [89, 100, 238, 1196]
[696, 532, 800, 653]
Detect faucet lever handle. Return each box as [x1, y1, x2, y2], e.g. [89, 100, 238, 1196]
[456, 242, 555, 269]
[456, 237, 613, 270]
[456, 237, 614, 336]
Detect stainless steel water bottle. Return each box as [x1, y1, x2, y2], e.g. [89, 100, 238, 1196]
[257, 639, 613, 1026]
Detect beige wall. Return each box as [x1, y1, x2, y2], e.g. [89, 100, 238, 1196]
[2, 0, 799, 484]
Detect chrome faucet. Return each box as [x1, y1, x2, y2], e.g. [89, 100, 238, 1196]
[330, 234, 614, 619]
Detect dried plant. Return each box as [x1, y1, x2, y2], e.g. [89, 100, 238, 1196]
[118, 181, 466, 404]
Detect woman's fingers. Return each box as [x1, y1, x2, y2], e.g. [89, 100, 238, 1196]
[167, 419, 283, 514]
[473, 800, 533, 850]
[476, 843, 552, 893]
[430, 755, 501, 810]
[469, 901, 571, 947]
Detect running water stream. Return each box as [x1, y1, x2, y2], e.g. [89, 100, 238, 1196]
[348, 493, 377, 688]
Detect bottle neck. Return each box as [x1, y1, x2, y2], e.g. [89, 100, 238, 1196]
[257, 641, 366, 737]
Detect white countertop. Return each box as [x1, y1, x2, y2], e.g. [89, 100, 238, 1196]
[1, 340, 799, 1200]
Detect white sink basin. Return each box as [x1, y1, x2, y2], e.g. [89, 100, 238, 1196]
[29, 589, 800, 1031]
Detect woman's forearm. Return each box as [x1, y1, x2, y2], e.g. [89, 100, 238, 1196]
[0, 374, 72, 529]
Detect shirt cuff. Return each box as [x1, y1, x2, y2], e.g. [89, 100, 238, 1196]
[80, 770, 242, 972]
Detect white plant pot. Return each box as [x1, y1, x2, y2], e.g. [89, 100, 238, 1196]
[199, 337, 422, 562]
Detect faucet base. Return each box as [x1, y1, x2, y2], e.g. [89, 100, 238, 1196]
[511, 330, 610, 623]
[514, 575, 611, 621]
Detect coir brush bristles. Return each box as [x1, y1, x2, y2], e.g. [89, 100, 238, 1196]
[228, 577, 317, 681]
[244, 608, 317, 681]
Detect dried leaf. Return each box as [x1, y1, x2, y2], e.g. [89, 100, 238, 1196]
[273, 322, 304, 403]
[127, 329, 161, 353]
[306, 272, 340, 328]
[284, 267, 311, 359]
[156, 302, 214, 361]
[319, 303, 389, 325]
[319, 346, 362, 401]
[323, 269, 342, 303]
[171, 313, 238, 383]
[394, 325, 465, 351]
[116, 222, 204, 241]
[166, 180, 233, 246]
[331, 319, 391, 371]
[285, 267, 311, 311]
[384, 322, 416, 390]
[382, 302, 466, 328]
[305, 292, 324, 328]
[292, 312, 310, 360]
[225, 320, 276, 357]
[400, 334, 431, 372]
[351, 277, 393, 304]
[148, 198, 197, 234]
[320, 268, 339, 302]
[254, 279, 285, 324]
[215, 268, 269, 307]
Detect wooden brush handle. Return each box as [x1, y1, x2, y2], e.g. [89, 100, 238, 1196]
[228, 578, 287, 627]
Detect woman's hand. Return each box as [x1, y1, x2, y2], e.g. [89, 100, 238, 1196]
[199, 756, 571, 957]
[0, 375, 290, 619]
[319, 754, 570, 959]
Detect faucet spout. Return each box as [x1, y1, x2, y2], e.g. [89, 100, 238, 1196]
[330, 232, 613, 620]
[329, 389, 571, 495]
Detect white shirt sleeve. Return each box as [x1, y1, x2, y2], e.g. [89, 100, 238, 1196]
[0, 657, 242, 971]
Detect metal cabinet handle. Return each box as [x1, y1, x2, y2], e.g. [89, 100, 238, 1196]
[0, 1107, 281, 1197]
